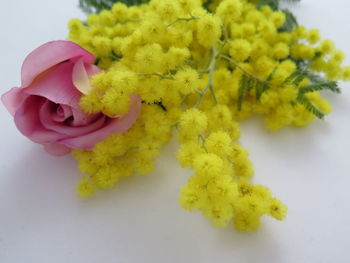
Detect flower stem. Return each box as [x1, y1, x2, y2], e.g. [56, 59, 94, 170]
[198, 134, 208, 152]
[137, 72, 174, 80]
[220, 54, 266, 84]
[167, 15, 200, 27]
[196, 46, 218, 108]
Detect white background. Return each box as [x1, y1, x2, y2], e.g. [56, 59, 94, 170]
[0, 0, 350, 262]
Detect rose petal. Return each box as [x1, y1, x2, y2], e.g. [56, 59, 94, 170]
[1, 88, 27, 116]
[43, 142, 71, 156]
[23, 61, 82, 108]
[60, 95, 142, 150]
[70, 107, 100, 126]
[21, 40, 94, 87]
[72, 58, 92, 94]
[85, 63, 101, 77]
[14, 96, 68, 144]
[51, 104, 73, 122]
[39, 100, 106, 137]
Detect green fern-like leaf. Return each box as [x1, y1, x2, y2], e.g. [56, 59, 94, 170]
[255, 81, 266, 100]
[203, 0, 214, 10]
[257, 0, 300, 32]
[235, 67, 275, 110]
[79, 0, 148, 14]
[298, 81, 340, 96]
[291, 71, 340, 119]
[257, 0, 301, 10]
[79, 0, 301, 14]
[296, 96, 325, 119]
[236, 67, 340, 119]
[283, 70, 308, 86]
[279, 9, 298, 32]
[257, 0, 279, 10]
[256, 72, 274, 100]
[282, 0, 301, 3]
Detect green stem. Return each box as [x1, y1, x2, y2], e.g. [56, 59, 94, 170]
[220, 25, 229, 48]
[198, 134, 208, 152]
[196, 46, 218, 108]
[220, 54, 266, 84]
[197, 69, 210, 74]
[167, 15, 200, 27]
[137, 72, 174, 80]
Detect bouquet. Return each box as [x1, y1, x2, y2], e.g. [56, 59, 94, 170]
[2, 0, 349, 232]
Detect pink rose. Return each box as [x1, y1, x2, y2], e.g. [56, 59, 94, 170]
[2, 40, 141, 156]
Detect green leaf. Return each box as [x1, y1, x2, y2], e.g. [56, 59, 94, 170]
[203, 0, 214, 10]
[282, 0, 301, 3]
[283, 70, 307, 86]
[279, 9, 298, 32]
[256, 71, 274, 100]
[254, 81, 263, 100]
[79, 0, 149, 14]
[289, 70, 341, 119]
[296, 96, 325, 119]
[298, 82, 340, 96]
[235, 66, 340, 120]
[257, 0, 280, 10]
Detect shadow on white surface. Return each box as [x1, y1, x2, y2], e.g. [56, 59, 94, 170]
[0, 136, 288, 263]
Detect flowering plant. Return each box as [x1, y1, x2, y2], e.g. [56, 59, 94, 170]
[3, 0, 350, 232]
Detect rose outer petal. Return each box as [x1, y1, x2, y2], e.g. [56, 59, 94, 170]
[72, 58, 101, 95]
[43, 142, 71, 156]
[21, 40, 94, 88]
[85, 63, 101, 78]
[60, 95, 142, 150]
[1, 87, 28, 116]
[14, 96, 68, 144]
[72, 58, 92, 94]
[23, 61, 82, 109]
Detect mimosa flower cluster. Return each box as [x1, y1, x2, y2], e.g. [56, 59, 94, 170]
[67, 0, 350, 231]
[6, 0, 344, 232]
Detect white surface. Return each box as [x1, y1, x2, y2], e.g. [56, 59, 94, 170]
[0, 0, 350, 262]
